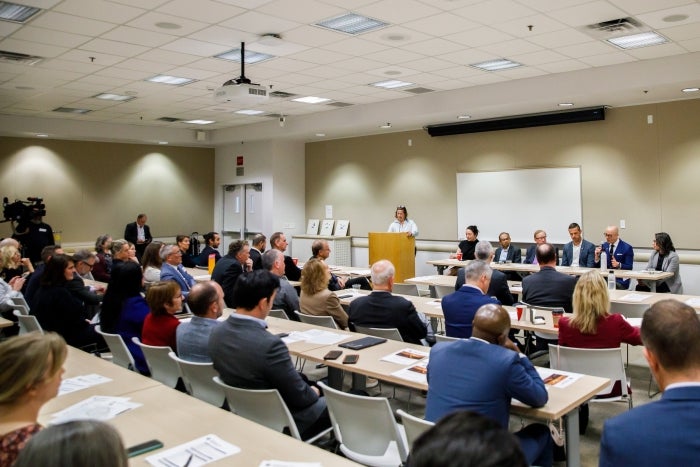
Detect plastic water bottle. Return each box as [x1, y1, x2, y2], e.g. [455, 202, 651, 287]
[608, 271, 616, 290]
[600, 251, 607, 271]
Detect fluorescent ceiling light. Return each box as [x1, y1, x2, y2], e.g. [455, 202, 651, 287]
[93, 93, 135, 102]
[558, 102, 574, 107]
[458, 115, 471, 119]
[682, 87, 699, 93]
[158, 141, 168, 145]
[607, 31, 668, 49]
[316, 133, 326, 137]
[215, 48, 274, 64]
[379, 123, 391, 129]
[0, 1, 41, 23]
[36, 133, 48, 137]
[471, 59, 522, 71]
[182, 119, 214, 125]
[235, 109, 265, 115]
[53, 107, 91, 114]
[371, 80, 414, 89]
[292, 96, 331, 104]
[315, 13, 387, 35]
[146, 75, 195, 85]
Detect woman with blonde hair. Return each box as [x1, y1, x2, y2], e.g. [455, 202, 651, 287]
[299, 258, 348, 329]
[0, 332, 67, 467]
[0, 244, 33, 282]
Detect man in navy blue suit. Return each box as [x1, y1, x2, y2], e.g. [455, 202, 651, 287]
[594, 225, 634, 289]
[426, 304, 552, 467]
[600, 299, 700, 466]
[561, 222, 596, 267]
[442, 261, 499, 338]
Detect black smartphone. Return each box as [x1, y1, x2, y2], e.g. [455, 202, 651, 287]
[126, 439, 164, 457]
[342, 354, 359, 364]
[324, 350, 342, 360]
[276, 332, 289, 338]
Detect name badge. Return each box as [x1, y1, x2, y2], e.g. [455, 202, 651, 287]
[39, 228, 47, 232]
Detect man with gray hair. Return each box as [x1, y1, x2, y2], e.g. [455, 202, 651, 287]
[262, 249, 300, 321]
[455, 241, 513, 305]
[66, 249, 103, 313]
[347, 259, 427, 344]
[177, 281, 225, 362]
[442, 260, 499, 338]
[160, 244, 196, 296]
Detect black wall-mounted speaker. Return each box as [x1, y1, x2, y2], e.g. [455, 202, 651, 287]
[424, 107, 606, 137]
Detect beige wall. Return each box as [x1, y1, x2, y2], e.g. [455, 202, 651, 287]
[306, 99, 700, 249]
[0, 137, 215, 245]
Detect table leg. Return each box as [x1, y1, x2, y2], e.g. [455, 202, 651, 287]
[649, 281, 657, 293]
[436, 265, 446, 275]
[351, 373, 367, 391]
[564, 409, 581, 467]
[327, 367, 344, 390]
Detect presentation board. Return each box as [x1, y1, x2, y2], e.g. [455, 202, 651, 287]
[456, 167, 582, 245]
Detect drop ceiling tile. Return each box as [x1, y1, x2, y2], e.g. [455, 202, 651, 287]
[403, 12, 480, 36]
[636, 3, 700, 29]
[301, 65, 350, 79]
[438, 48, 497, 66]
[37, 58, 104, 73]
[321, 37, 388, 56]
[94, 66, 152, 80]
[358, 26, 434, 46]
[155, 0, 245, 23]
[558, 40, 615, 58]
[10, 26, 90, 49]
[126, 12, 210, 36]
[136, 48, 200, 66]
[356, 0, 443, 23]
[79, 38, 150, 57]
[101, 26, 177, 48]
[165, 66, 226, 80]
[536, 59, 589, 73]
[363, 47, 425, 65]
[452, 0, 538, 24]
[114, 58, 170, 73]
[398, 57, 456, 72]
[0, 38, 68, 58]
[492, 13, 570, 37]
[257, 0, 345, 23]
[527, 28, 592, 48]
[188, 26, 256, 47]
[578, 51, 636, 67]
[512, 49, 569, 65]
[17, 0, 62, 8]
[57, 49, 126, 66]
[523, 0, 594, 14]
[109, 0, 170, 8]
[445, 26, 514, 47]
[679, 37, 700, 51]
[433, 65, 483, 79]
[160, 38, 230, 57]
[547, 1, 628, 28]
[661, 22, 700, 42]
[481, 38, 543, 56]
[625, 42, 688, 60]
[463, 72, 508, 85]
[364, 64, 421, 79]
[260, 56, 321, 72]
[30, 11, 116, 36]
[286, 48, 352, 65]
[400, 37, 468, 56]
[187, 57, 239, 73]
[607, 0, 691, 16]
[331, 56, 390, 72]
[219, 11, 300, 35]
[54, 0, 145, 23]
[0, 22, 22, 37]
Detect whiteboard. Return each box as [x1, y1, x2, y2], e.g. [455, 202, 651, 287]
[456, 167, 582, 244]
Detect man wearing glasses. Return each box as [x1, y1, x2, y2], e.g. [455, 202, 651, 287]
[67, 249, 103, 313]
[595, 225, 634, 289]
[524, 230, 559, 265]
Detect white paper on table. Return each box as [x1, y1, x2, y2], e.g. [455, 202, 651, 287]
[623, 317, 642, 327]
[381, 348, 429, 365]
[58, 374, 112, 396]
[685, 297, 700, 307]
[50, 396, 141, 424]
[259, 462, 322, 467]
[282, 329, 346, 345]
[349, 269, 371, 276]
[391, 359, 429, 384]
[536, 368, 583, 389]
[618, 293, 649, 303]
[507, 310, 518, 322]
[427, 300, 442, 307]
[145, 434, 240, 467]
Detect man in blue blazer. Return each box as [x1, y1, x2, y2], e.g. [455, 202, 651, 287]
[560, 222, 596, 267]
[600, 299, 700, 466]
[594, 225, 634, 289]
[160, 244, 196, 297]
[426, 304, 552, 467]
[442, 261, 499, 338]
[455, 241, 514, 306]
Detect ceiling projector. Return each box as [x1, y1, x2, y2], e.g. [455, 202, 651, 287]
[214, 81, 269, 103]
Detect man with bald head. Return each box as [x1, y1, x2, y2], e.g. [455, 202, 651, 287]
[600, 300, 700, 465]
[594, 225, 634, 289]
[522, 243, 576, 313]
[176, 281, 225, 362]
[426, 303, 552, 467]
[347, 260, 427, 344]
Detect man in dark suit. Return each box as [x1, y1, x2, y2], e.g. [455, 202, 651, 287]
[561, 222, 595, 267]
[523, 229, 560, 265]
[249, 233, 266, 270]
[522, 243, 576, 313]
[211, 240, 252, 308]
[123, 213, 152, 261]
[209, 270, 330, 439]
[456, 241, 513, 306]
[194, 232, 222, 267]
[594, 225, 634, 289]
[494, 231, 522, 264]
[263, 249, 300, 321]
[348, 259, 427, 344]
[426, 304, 552, 467]
[270, 231, 301, 281]
[442, 261, 499, 338]
[600, 299, 700, 466]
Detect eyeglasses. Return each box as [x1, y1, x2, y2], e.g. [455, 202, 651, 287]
[535, 236, 547, 240]
[81, 261, 95, 270]
[603, 233, 614, 237]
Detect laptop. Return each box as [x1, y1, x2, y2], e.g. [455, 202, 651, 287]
[339, 336, 387, 350]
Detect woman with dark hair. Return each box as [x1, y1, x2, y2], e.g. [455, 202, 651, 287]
[142, 281, 182, 351]
[91, 234, 112, 282]
[32, 255, 104, 349]
[638, 232, 683, 293]
[100, 262, 149, 374]
[452, 225, 479, 260]
[176, 235, 196, 268]
[141, 241, 164, 283]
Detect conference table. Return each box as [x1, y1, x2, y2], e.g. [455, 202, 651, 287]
[426, 259, 673, 292]
[266, 313, 608, 467]
[39, 346, 359, 466]
[0, 316, 13, 328]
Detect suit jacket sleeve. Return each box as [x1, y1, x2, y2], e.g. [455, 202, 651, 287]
[124, 223, 136, 244]
[512, 246, 522, 264]
[492, 275, 514, 306]
[325, 293, 349, 329]
[619, 242, 634, 270]
[405, 302, 428, 340]
[144, 225, 152, 242]
[507, 354, 548, 408]
[561, 244, 572, 266]
[65, 276, 102, 305]
[284, 256, 302, 281]
[455, 268, 465, 290]
[264, 337, 319, 410]
[582, 242, 596, 268]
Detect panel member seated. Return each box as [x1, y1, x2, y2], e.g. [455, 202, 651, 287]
[348, 259, 427, 345]
[561, 222, 595, 268]
[524, 230, 558, 265]
[594, 225, 634, 289]
[442, 261, 499, 338]
[209, 270, 331, 439]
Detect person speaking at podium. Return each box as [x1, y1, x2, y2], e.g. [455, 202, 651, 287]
[388, 205, 418, 237]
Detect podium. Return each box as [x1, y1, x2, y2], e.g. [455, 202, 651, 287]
[368, 232, 415, 283]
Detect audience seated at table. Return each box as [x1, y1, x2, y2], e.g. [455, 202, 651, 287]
[300, 258, 348, 329]
[451, 225, 479, 261]
[126, 242, 140, 265]
[141, 281, 182, 351]
[0, 246, 27, 336]
[408, 410, 527, 467]
[0, 332, 67, 467]
[159, 245, 195, 298]
[100, 262, 151, 374]
[248, 233, 266, 271]
[348, 259, 427, 344]
[442, 261, 499, 338]
[0, 244, 33, 284]
[24, 245, 62, 308]
[211, 240, 252, 308]
[263, 249, 300, 321]
[91, 234, 113, 282]
[637, 232, 683, 294]
[310, 239, 370, 291]
[66, 250, 103, 314]
[141, 241, 164, 283]
[194, 232, 222, 267]
[455, 241, 514, 306]
[32, 254, 105, 350]
[109, 239, 131, 276]
[270, 231, 301, 281]
[13, 420, 127, 467]
[176, 281, 224, 363]
[176, 235, 197, 268]
[558, 270, 642, 434]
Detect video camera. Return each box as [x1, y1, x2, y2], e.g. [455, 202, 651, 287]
[2, 197, 46, 224]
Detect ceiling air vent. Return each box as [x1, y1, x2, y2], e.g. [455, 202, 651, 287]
[269, 90, 297, 98]
[583, 17, 646, 39]
[0, 50, 42, 65]
[404, 87, 434, 94]
[157, 117, 182, 122]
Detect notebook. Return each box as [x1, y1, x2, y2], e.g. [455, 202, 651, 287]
[338, 336, 387, 350]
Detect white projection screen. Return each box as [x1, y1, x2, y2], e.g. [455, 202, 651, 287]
[456, 167, 582, 245]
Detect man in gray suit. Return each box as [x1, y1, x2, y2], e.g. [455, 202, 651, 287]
[209, 270, 330, 439]
[263, 248, 300, 321]
[176, 281, 224, 363]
